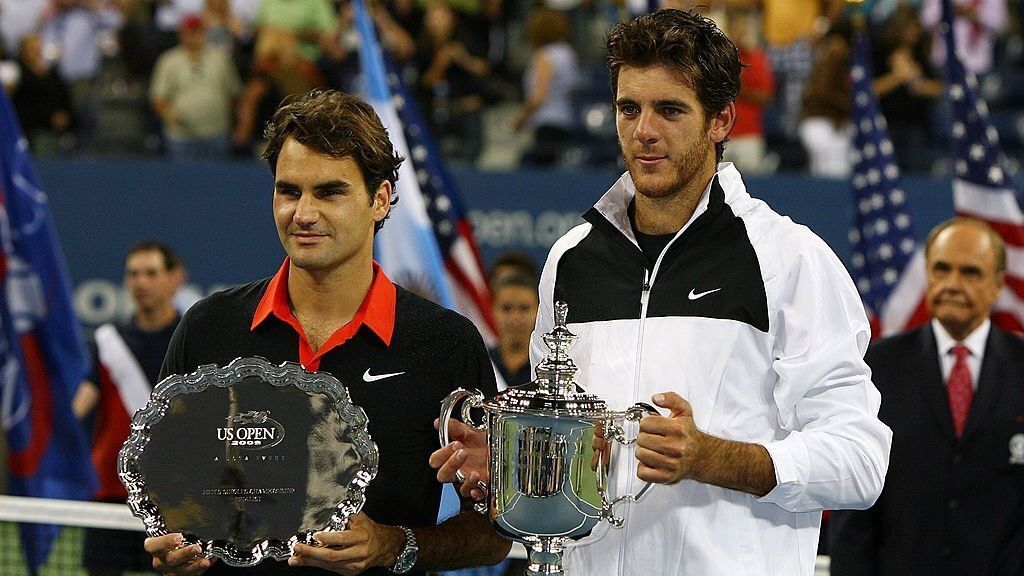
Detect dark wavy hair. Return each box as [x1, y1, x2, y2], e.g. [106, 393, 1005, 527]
[607, 9, 741, 162]
[262, 90, 404, 233]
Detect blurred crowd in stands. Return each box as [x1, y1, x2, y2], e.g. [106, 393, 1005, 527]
[0, 0, 1021, 177]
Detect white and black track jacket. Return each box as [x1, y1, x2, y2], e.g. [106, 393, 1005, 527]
[531, 164, 892, 576]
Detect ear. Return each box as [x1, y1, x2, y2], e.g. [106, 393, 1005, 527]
[708, 101, 736, 144]
[372, 180, 392, 223]
[171, 266, 187, 290]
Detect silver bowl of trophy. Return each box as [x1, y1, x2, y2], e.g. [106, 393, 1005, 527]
[439, 302, 656, 576]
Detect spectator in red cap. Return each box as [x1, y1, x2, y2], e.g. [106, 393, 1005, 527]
[150, 12, 241, 159]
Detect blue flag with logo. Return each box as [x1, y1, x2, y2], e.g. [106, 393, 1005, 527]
[0, 87, 95, 572]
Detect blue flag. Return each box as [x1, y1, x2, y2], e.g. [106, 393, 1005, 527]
[353, 3, 505, 573]
[354, 0, 495, 342]
[0, 88, 95, 572]
[354, 0, 455, 310]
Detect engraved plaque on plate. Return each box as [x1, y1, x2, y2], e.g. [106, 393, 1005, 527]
[118, 356, 379, 567]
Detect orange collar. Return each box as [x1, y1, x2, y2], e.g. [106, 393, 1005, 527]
[251, 259, 396, 370]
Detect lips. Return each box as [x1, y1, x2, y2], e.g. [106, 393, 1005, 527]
[633, 153, 667, 167]
[291, 232, 328, 245]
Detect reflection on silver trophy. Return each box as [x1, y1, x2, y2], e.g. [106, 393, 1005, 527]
[439, 302, 656, 575]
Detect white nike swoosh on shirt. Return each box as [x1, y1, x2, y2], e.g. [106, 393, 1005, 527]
[362, 369, 406, 382]
[688, 288, 722, 301]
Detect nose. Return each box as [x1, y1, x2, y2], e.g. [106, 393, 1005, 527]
[293, 194, 319, 227]
[633, 110, 659, 145]
[940, 272, 967, 294]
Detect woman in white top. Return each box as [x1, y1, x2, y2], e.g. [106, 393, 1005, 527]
[513, 8, 579, 167]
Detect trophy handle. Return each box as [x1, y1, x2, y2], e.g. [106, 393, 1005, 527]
[438, 388, 488, 493]
[601, 402, 660, 527]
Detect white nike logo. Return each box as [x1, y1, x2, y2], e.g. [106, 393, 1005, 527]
[362, 369, 406, 382]
[688, 288, 722, 301]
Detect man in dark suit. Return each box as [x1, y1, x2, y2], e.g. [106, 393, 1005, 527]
[830, 217, 1024, 576]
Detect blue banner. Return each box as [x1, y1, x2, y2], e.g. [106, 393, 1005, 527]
[0, 87, 95, 572]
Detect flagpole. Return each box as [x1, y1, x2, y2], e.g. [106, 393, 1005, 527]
[846, 0, 867, 33]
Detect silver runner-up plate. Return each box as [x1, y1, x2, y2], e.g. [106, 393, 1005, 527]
[118, 356, 379, 567]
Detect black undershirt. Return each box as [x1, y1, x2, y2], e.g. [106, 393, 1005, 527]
[628, 199, 676, 265]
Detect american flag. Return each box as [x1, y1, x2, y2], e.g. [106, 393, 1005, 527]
[0, 87, 95, 571]
[848, 29, 929, 337]
[940, 0, 1024, 332]
[354, 0, 495, 343]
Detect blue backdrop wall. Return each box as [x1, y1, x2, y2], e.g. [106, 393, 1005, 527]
[36, 159, 956, 327]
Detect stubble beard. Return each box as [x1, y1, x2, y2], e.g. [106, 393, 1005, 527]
[626, 139, 713, 202]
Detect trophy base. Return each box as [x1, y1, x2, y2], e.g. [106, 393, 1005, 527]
[526, 540, 566, 576]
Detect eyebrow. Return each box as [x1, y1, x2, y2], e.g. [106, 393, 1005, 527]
[274, 179, 352, 191]
[931, 260, 985, 274]
[615, 98, 694, 112]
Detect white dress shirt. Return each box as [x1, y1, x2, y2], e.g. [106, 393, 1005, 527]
[931, 318, 989, 391]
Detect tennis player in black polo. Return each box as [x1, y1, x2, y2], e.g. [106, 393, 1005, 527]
[144, 90, 509, 576]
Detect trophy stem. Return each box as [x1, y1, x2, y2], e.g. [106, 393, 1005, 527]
[526, 540, 566, 576]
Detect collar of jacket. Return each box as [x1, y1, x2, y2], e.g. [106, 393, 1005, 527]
[583, 163, 744, 245]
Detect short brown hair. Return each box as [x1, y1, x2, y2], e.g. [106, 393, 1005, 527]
[262, 90, 404, 233]
[925, 216, 1006, 272]
[606, 9, 741, 162]
[489, 251, 538, 286]
[125, 240, 182, 271]
[491, 273, 538, 301]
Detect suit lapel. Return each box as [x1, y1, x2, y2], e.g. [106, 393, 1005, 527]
[963, 325, 1006, 440]
[918, 324, 956, 439]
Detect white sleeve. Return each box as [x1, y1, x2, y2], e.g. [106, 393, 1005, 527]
[530, 240, 559, 372]
[530, 223, 590, 371]
[757, 230, 892, 512]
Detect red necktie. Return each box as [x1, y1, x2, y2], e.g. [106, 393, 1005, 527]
[969, 0, 983, 48]
[947, 344, 974, 437]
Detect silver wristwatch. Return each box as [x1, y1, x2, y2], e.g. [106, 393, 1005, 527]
[390, 525, 418, 574]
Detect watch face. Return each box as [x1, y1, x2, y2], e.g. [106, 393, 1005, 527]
[392, 529, 418, 574]
[395, 547, 417, 573]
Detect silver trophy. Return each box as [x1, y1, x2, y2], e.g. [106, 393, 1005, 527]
[439, 302, 656, 575]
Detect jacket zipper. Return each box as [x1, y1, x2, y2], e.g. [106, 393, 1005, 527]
[635, 268, 651, 387]
[633, 241, 673, 409]
[619, 237, 678, 575]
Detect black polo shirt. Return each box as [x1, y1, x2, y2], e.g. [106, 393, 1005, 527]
[159, 261, 497, 575]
